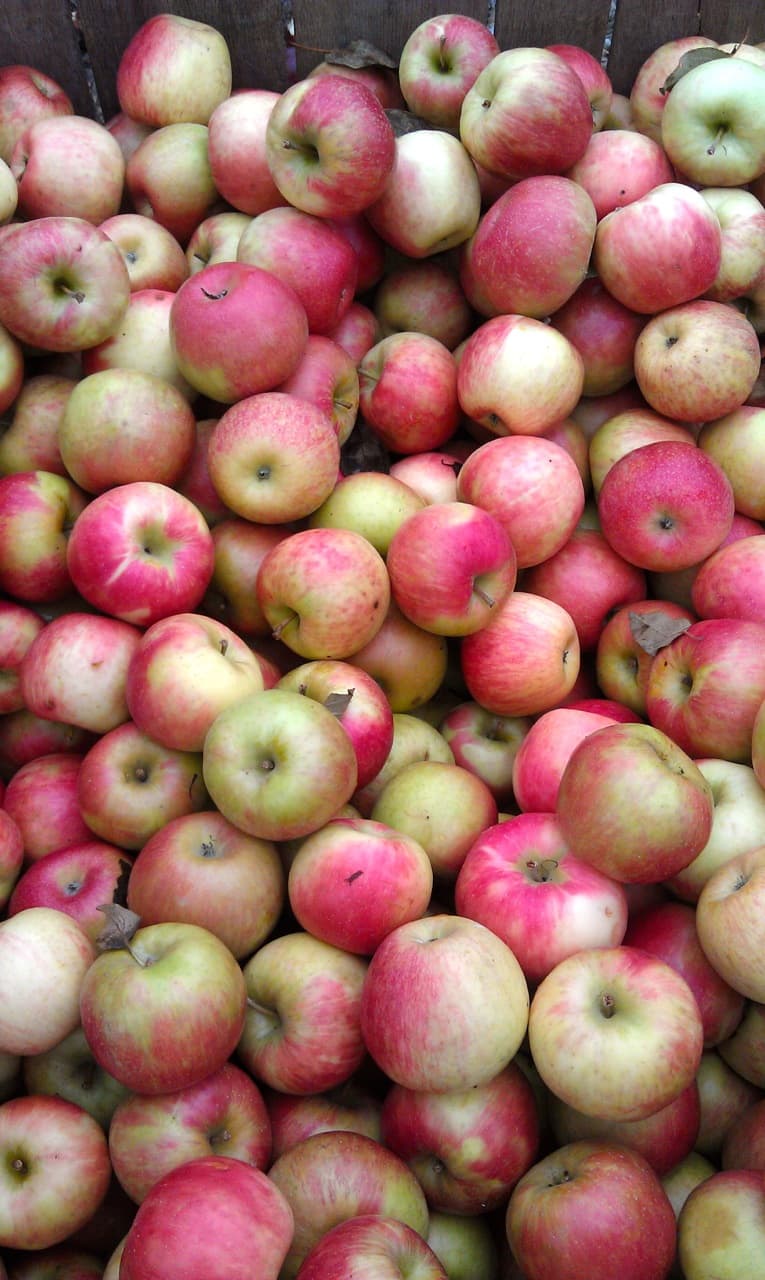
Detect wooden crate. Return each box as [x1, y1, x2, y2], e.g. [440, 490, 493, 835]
[1, 1, 765, 120]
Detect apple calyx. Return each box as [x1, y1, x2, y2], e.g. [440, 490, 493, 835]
[548, 1166, 573, 1186]
[525, 858, 559, 884]
[598, 991, 617, 1019]
[7, 1153, 28, 1179]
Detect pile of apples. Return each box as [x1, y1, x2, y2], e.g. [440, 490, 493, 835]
[2, 9, 765, 1279]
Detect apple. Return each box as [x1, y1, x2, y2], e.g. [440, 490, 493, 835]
[360, 914, 529, 1093]
[326, 211, 385, 293]
[11, 114, 124, 223]
[98, 212, 188, 292]
[0, 808, 23, 910]
[426, 1213, 499, 1280]
[169, 260, 308, 403]
[202, 687, 358, 842]
[645, 618, 765, 762]
[566, 127, 674, 219]
[0, 907, 95, 1056]
[0, 216, 131, 351]
[0, 470, 88, 604]
[256, 527, 390, 661]
[461, 175, 596, 320]
[2, 752, 89, 861]
[506, 1141, 677, 1280]
[237, 206, 357, 335]
[588, 407, 696, 497]
[661, 1151, 716, 1222]
[460, 47, 593, 178]
[548, 1081, 701, 1178]
[691, 533, 765, 623]
[550, 275, 646, 398]
[0, 372, 76, 478]
[66, 481, 215, 627]
[634, 301, 761, 422]
[457, 313, 584, 436]
[438, 701, 529, 807]
[125, 123, 218, 246]
[389, 449, 462, 507]
[628, 35, 719, 141]
[593, 182, 722, 315]
[0, 320, 23, 416]
[202, 518, 290, 639]
[77, 720, 208, 849]
[667, 758, 765, 903]
[594, 597, 695, 717]
[510, 707, 619, 814]
[126, 809, 284, 961]
[353, 711, 454, 817]
[173, 417, 232, 527]
[461, 591, 581, 718]
[237, 929, 367, 1095]
[277, 334, 359, 447]
[661, 55, 765, 185]
[373, 259, 473, 351]
[207, 89, 286, 215]
[0, 64, 73, 163]
[207, 391, 339, 524]
[309, 470, 425, 557]
[358, 332, 459, 455]
[0, 1094, 110, 1251]
[556, 721, 714, 883]
[328, 299, 380, 363]
[696, 846, 765, 1003]
[125, 612, 264, 752]
[678, 1169, 765, 1280]
[597, 440, 735, 572]
[116, 12, 231, 124]
[722, 1097, 765, 1170]
[0, 709, 93, 780]
[701, 187, 765, 302]
[108, 1061, 270, 1204]
[0, 600, 45, 713]
[106, 109, 153, 162]
[699, 404, 765, 519]
[265, 74, 395, 218]
[397, 14, 499, 129]
[365, 129, 481, 259]
[455, 811, 628, 986]
[21, 1024, 129, 1130]
[0, 156, 17, 224]
[528, 945, 704, 1121]
[185, 210, 250, 273]
[268, 1130, 429, 1279]
[81, 287, 195, 399]
[297, 1214, 448, 1280]
[118, 1155, 293, 1280]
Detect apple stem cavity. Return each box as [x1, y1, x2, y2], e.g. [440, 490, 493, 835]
[599, 991, 617, 1019]
[526, 858, 559, 883]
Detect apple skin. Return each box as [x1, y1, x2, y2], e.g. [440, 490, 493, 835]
[309, 470, 425, 558]
[549, 1081, 701, 1178]
[439, 701, 530, 806]
[7, 840, 129, 944]
[360, 913, 529, 1094]
[0, 216, 130, 352]
[0, 64, 73, 164]
[644, 618, 765, 763]
[125, 611, 264, 752]
[296, 1214, 448, 1280]
[0, 808, 23, 910]
[461, 175, 596, 320]
[11, 114, 125, 224]
[386, 500, 516, 637]
[108, 1061, 271, 1205]
[696, 846, 765, 1003]
[506, 1141, 678, 1280]
[186, 209, 250, 273]
[629, 35, 719, 142]
[266, 1085, 382, 1161]
[696, 1048, 764, 1160]
[458, 313, 584, 437]
[594, 598, 695, 718]
[0, 319, 23, 416]
[80, 290, 195, 401]
[0, 1094, 111, 1251]
[398, 13, 500, 130]
[381, 1061, 539, 1214]
[0, 371, 75, 478]
[461, 591, 581, 719]
[328, 299, 380, 363]
[556, 721, 714, 884]
[116, 13, 232, 126]
[207, 89, 286, 216]
[597, 440, 735, 573]
[0, 907, 95, 1057]
[373, 259, 473, 352]
[702, 187, 765, 303]
[66, 481, 215, 628]
[661, 56, 765, 186]
[722, 1098, 765, 1170]
[2, 751, 91, 860]
[118, 1155, 293, 1280]
[633, 300, 761, 423]
[699, 405, 765, 520]
[549, 275, 646, 397]
[21, 1023, 129, 1131]
[666, 758, 765, 903]
[691, 534, 765, 624]
[169, 260, 309, 404]
[79, 920, 247, 1096]
[2, 1247, 106, 1279]
[593, 182, 722, 315]
[202, 687, 359, 843]
[265, 75, 395, 219]
[126, 810, 284, 961]
[353, 712, 454, 817]
[277, 334, 359, 447]
[511, 708, 619, 813]
[678, 1169, 765, 1280]
[0, 470, 90, 605]
[455, 811, 628, 986]
[566, 127, 674, 220]
[98, 212, 189, 293]
[528, 945, 704, 1122]
[359, 332, 460, 455]
[460, 47, 593, 179]
[268, 1130, 430, 1280]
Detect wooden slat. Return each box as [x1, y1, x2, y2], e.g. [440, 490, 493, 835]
[0, 1, 94, 116]
[606, 0, 702, 94]
[291, 0, 490, 79]
[75, 0, 288, 122]
[494, 0, 614, 60]
[699, 0, 765, 43]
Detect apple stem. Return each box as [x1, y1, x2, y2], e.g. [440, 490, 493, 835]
[473, 584, 495, 609]
[59, 284, 86, 304]
[707, 125, 727, 156]
[335, 399, 354, 410]
[219, 638, 229, 656]
[272, 612, 298, 641]
[599, 991, 616, 1019]
[438, 35, 448, 71]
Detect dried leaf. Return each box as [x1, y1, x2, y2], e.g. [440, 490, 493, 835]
[629, 610, 692, 656]
[660, 47, 732, 95]
[326, 39, 397, 70]
[324, 688, 355, 717]
[96, 902, 141, 951]
[385, 108, 435, 137]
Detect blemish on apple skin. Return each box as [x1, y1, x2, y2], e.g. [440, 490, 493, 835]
[345, 870, 363, 885]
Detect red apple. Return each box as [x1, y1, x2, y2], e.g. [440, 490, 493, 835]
[116, 13, 232, 126]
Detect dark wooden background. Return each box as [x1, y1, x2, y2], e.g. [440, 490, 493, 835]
[1, 1, 765, 119]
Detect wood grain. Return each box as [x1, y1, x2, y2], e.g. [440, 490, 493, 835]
[699, 0, 765, 43]
[494, 0, 614, 60]
[607, 0, 701, 93]
[0, 2, 95, 116]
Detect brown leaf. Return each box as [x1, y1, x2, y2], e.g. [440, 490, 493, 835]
[96, 902, 142, 951]
[324, 688, 355, 717]
[629, 610, 692, 657]
[660, 47, 732, 95]
[326, 39, 397, 70]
